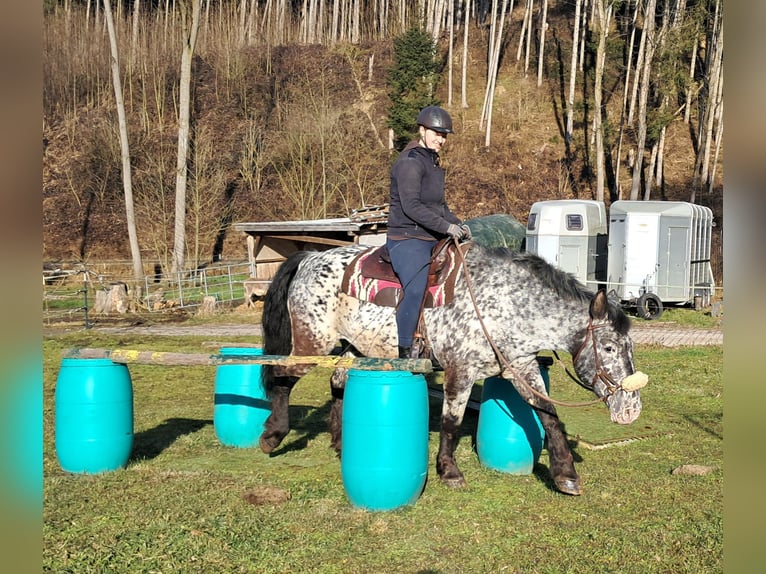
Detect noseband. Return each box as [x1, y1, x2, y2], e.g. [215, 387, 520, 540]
[570, 318, 623, 397]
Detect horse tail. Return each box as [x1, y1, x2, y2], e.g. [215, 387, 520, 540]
[261, 251, 309, 393]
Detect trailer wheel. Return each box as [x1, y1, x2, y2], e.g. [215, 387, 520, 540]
[637, 293, 663, 320]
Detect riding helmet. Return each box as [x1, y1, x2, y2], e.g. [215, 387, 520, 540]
[416, 106, 454, 134]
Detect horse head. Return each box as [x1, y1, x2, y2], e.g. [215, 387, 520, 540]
[572, 290, 645, 425]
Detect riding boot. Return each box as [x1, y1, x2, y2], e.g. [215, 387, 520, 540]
[397, 346, 412, 359]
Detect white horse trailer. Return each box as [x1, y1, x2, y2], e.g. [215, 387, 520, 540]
[525, 200, 608, 286]
[606, 200, 715, 319]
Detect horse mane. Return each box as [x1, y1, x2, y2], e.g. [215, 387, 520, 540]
[480, 246, 631, 334]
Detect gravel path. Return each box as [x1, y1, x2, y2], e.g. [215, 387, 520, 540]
[91, 322, 723, 347]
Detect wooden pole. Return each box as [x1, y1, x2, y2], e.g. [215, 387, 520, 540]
[64, 348, 433, 373]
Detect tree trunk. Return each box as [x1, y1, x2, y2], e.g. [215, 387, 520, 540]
[524, 0, 534, 75]
[684, 35, 697, 124]
[565, 0, 583, 144]
[694, 0, 722, 190]
[627, 0, 646, 126]
[447, 0, 454, 106]
[593, 0, 611, 202]
[130, 0, 141, 68]
[629, 0, 657, 200]
[536, 0, 548, 87]
[102, 0, 144, 293]
[484, 0, 511, 147]
[171, 0, 201, 275]
[461, 0, 471, 108]
[480, 0, 498, 130]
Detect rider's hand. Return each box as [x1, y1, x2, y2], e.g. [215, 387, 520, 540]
[447, 223, 465, 240]
[460, 224, 472, 240]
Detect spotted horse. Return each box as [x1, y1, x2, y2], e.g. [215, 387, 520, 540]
[257, 243, 648, 495]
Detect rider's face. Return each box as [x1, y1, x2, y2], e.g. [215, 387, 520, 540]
[419, 127, 448, 152]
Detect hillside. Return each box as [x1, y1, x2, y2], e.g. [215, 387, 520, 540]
[42, 5, 723, 281]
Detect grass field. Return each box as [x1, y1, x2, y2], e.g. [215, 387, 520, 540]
[43, 330, 722, 573]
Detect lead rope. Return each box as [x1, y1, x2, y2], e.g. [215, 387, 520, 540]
[451, 238, 608, 409]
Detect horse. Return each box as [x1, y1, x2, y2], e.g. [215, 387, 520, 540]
[257, 242, 647, 496]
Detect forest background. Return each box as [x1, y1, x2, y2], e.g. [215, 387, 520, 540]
[42, 0, 724, 286]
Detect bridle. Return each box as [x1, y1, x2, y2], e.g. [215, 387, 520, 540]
[569, 318, 625, 397]
[452, 238, 627, 409]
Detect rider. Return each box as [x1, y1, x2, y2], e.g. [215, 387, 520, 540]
[386, 105, 471, 360]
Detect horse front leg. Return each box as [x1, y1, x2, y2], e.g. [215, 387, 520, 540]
[508, 358, 581, 496]
[536, 408, 581, 496]
[436, 368, 473, 488]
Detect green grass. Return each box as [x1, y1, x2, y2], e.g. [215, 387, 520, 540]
[43, 333, 722, 573]
[635, 305, 723, 328]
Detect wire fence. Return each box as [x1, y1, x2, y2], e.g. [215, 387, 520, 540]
[43, 261, 253, 326]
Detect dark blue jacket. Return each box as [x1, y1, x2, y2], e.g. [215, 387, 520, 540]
[388, 141, 461, 240]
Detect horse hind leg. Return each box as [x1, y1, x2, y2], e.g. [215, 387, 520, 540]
[327, 366, 348, 456]
[259, 371, 300, 454]
[436, 368, 473, 488]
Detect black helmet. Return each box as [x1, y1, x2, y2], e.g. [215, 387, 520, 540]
[416, 106, 453, 134]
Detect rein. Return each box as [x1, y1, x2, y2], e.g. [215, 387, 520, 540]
[452, 239, 614, 409]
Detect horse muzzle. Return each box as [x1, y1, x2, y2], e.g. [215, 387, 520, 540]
[607, 372, 647, 424]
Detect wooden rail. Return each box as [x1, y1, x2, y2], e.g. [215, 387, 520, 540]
[63, 348, 433, 373]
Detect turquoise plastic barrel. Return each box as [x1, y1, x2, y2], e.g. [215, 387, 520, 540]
[55, 358, 134, 474]
[341, 369, 429, 511]
[214, 347, 269, 448]
[476, 358, 552, 474]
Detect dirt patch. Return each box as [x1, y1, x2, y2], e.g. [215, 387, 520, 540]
[242, 486, 291, 506]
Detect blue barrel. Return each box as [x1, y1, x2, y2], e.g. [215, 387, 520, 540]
[55, 358, 134, 474]
[341, 369, 429, 511]
[214, 347, 269, 448]
[476, 358, 552, 474]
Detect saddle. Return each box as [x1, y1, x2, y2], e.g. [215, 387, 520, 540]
[340, 239, 471, 308]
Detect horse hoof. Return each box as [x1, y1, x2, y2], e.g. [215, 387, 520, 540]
[554, 477, 582, 496]
[441, 475, 467, 489]
[259, 436, 278, 454]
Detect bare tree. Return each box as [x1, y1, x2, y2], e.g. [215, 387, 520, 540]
[613, 0, 640, 197]
[446, 0, 455, 106]
[592, 0, 612, 202]
[482, 0, 511, 146]
[565, 0, 583, 144]
[693, 0, 723, 193]
[461, 0, 471, 108]
[629, 0, 657, 200]
[102, 0, 144, 294]
[130, 0, 141, 68]
[536, 0, 548, 87]
[171, 0, 201, 275]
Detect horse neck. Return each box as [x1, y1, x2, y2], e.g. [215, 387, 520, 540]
[559, 299, 594, 354]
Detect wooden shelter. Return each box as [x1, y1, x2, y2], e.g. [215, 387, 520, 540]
[232, 205, 388, 303]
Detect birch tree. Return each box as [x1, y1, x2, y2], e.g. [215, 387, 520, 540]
[565, 0, 583, 144]
[171, 0, 201, 275]
[629, 0, 657, 200]
[592, 0, 612, 202]
[537, 0, 548, 87]
[103, 0, 144, 294]
[461, 0, 471, 108]
[482, 0, 511, 146]
[693, 0, 723, 193]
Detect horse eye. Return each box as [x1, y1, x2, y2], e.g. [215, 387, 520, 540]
[603, 345, 614, 353]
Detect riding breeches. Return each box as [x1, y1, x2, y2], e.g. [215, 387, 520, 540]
[386, 237, 436, 347]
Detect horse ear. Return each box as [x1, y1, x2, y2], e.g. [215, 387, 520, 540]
[590, 289, 608, 320]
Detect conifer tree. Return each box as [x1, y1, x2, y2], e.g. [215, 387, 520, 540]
[386, 27, 440, 149]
